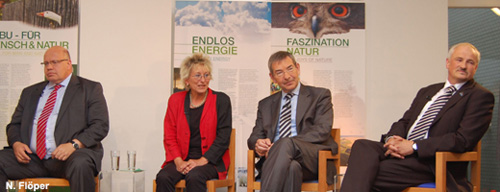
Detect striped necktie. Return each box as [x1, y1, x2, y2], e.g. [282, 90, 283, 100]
[408, 86, 457, 141]
[36, 84, 61, 159]
[278, 93, 294, 139]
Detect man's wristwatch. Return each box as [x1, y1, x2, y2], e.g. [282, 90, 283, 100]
[71, 141, 79, 149]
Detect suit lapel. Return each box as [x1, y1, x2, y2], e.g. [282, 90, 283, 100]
[433, 80, 474, 124]
[26, 83, 48, 141]
[296, 85, 310, 133]
[58, 75, 79, 122]
[270, 92, 281, 139]
[407, 84, 443, 131]
[55, 75, 80, 140]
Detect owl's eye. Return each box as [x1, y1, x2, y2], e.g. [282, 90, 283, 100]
[329, 4, 349, 18]
[291, 4, 307, 19]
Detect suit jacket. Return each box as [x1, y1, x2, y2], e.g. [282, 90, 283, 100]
[247, 84, 337, 182]
[385, 79, 494, 191]
[6, 75, 110, 171]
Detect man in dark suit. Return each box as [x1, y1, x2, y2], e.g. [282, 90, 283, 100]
[0, 46, 109, 192]
[341, 43, 494, 192]
[247, 51, 337, 192]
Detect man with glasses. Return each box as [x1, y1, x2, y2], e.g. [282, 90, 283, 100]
[247, 51, 337, 192]
[0, 46, 109, 192]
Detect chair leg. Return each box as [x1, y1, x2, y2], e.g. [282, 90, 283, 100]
[153, 180, 157, 192]
[95, 176, 100, 192]
[207, 181, 216, 192]
[228, 185, 235, 192]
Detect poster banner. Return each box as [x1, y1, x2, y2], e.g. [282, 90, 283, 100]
[0, 0, 79, 144]
[174, 1, 364, 190]
[270, 2, 365, 167]
[271, 2, 365, 136]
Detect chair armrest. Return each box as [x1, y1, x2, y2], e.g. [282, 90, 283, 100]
[435, 151, 480, 192]
[436, 151, 478, 162]
[318, 150, 339, 160]
[317, 150, 340, 187]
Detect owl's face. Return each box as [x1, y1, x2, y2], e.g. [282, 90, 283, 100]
[288, 3, 352, 39]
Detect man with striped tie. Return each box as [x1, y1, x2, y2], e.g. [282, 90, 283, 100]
[341, 43, 495, 192]
[247, 51, 337, 192]
[0, 46, 109, 192]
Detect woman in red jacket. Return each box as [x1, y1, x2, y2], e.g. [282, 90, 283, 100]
[156, 53, 232, 192]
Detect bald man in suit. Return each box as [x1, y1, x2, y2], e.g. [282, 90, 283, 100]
[0, 46, 109, 192]
[247, 51, 337, 192]
[341, 43, 494, 192]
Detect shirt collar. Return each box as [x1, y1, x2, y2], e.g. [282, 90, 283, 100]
[281, 83, 301, 99]
[47, 74, 72, 89]
[445, 79, 466, 91]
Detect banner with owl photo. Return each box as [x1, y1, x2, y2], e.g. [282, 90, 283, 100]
[173, 1, 364, 189]
[270, 2, 366, 167]
[0, 0, 79, 145]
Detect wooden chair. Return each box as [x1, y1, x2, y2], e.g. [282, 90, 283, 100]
[16, 176, 99, 192]
[153, 128, 236, 192]
[403, 141, 481, 192]
[247, 129, 341, 192]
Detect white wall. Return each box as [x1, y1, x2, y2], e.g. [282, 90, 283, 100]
[364, 1, 448, 140]
[78, 1, 448, 191]
[79, 1, 173, 191]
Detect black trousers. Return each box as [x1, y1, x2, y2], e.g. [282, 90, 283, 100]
[156, 161, 218, 192]
[0, 148, 98, 192]
[340, 139, 434, 192]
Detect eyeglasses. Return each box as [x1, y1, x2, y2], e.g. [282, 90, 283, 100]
[274, 66, 295, 78]
[192, 73, 211, 80]
[41, 59, 68, 66]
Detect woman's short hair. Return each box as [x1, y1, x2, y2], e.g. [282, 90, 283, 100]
[180, 53, 212, 90]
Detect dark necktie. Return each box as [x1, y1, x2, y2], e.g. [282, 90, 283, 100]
[36, 84, 61, 159]
[278, 93, 294, 139]
[408, 86, 457, 141]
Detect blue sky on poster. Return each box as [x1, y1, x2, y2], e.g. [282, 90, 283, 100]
[175, 1, 271, 35]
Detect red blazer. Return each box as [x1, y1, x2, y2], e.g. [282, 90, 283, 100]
[161, 89, 231, 179]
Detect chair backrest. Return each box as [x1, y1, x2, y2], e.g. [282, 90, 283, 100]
[332, 129, 340, 146]
[330, 128, 341, 174]
[228, 128, 235, 180]
[470, 141, 481, 191]
[331, 128, 341, 188]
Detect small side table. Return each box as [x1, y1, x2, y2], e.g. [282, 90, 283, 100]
[100, 170, 145, 192]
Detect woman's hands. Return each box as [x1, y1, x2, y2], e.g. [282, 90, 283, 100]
[174, 157, 209, 174]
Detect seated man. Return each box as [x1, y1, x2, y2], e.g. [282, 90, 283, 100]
[247, 51, 337, 192]
[341, 42, 494, 192]
[0, 46, 109, 192]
